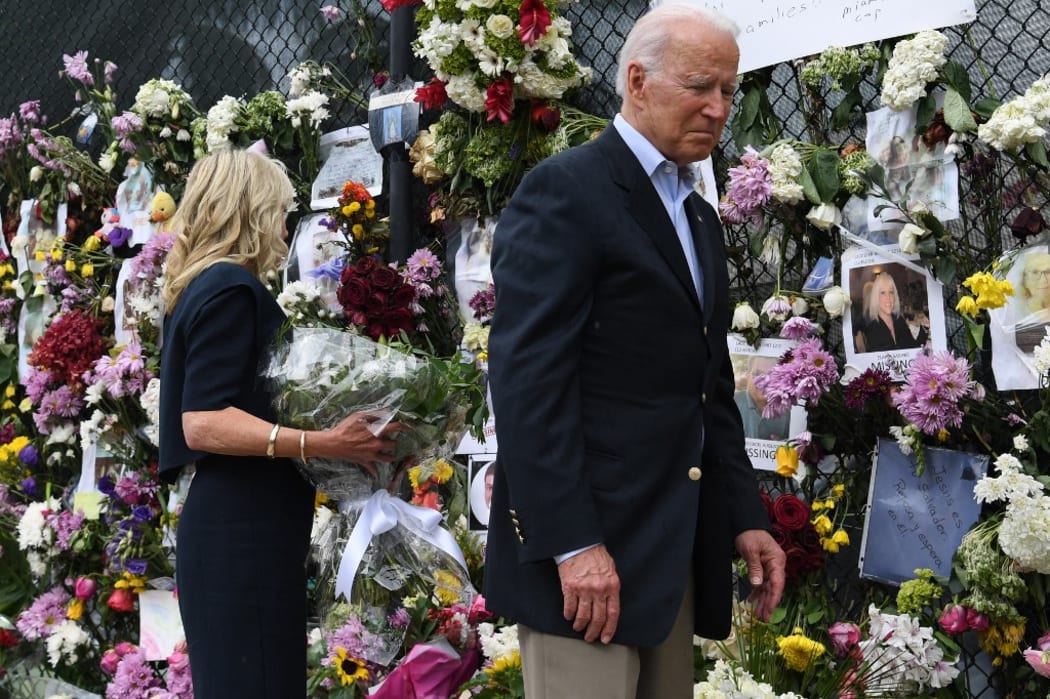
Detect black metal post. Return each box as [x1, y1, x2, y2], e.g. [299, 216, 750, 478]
[386, 6, 416, 265]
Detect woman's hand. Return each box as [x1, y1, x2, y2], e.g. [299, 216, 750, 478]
[315, 411, 407, 477]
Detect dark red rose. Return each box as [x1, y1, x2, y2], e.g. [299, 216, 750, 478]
[531, 101, 561, 131]
[355, 256, 378, 275]
[800, 549, 825, 574]
[770, 523, 792, 550]
[391, 284, 417, 309]
[365, 292, 389, 315]
[347, 310, 368, 327]
[783, 544, 807, 580]
[383, 308, 413, 336]
[0, 628, 19, 649]
[371, 266, 400, 290]
[772, 494, 810, 531]
[337, 278, 370, 309]
[365, 322, 386, 341]
[798, 524, 823, 553]
[759, 491, 775, 521]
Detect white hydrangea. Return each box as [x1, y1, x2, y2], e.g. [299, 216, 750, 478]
[415, 16, 461, 68]
[46, 619, 94, 667]
[1032, 326, 1050, 375]
[140, 377, 161, 447]
[445, 74, 487, 113]
[880, 30, 949, 111]
[973, 451, 1050, 573]
[514, 61, 588, 100]
[206, 95, 244, 152]
[133, 78, 187, 118]
[767, 143, 804, 204]
[286, 91, 330, 129]
[979, 74, 1050, 151]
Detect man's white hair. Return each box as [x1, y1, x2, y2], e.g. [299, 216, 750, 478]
[615, 2, 740, 97]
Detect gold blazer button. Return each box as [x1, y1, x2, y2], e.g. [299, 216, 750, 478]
[688, 466, 702, 481]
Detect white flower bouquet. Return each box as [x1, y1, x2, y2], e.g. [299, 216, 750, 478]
[263, 325, 477, 501]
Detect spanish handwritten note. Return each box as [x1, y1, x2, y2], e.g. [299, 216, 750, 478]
[859, 437, 987, 585]
[651, 0, 977, 74]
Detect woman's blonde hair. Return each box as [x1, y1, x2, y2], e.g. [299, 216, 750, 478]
[865, 272, 901, 321]
[162, 149, 294, 310]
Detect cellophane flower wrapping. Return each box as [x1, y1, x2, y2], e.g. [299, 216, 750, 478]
[264, 325, 478, 667]
[263, 325, 472, 502]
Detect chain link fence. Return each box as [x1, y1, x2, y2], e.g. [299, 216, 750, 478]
[2, 1, 1048, 695]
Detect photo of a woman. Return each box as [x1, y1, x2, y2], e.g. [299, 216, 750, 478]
[855, 271, 928, 353]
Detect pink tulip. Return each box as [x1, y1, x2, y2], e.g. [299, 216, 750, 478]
[1024, 648, 1050, 678]
[106, 588, 136, 613]
[939, 604, 968, 635]
[828, 621, 861, 656]
[964, 607, 990, 632]
[1037, 630, 1050, 651]
[74, 576, 97, 601]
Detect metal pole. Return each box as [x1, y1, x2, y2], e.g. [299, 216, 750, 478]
[386, 6, 416, 265]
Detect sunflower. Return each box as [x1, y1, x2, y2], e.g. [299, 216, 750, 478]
[331, 646, 370, 686]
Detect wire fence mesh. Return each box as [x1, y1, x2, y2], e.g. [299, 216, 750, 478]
[2, 1, 1048, 695]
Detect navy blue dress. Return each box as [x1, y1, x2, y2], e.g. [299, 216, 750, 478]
[159, 262, 314, 698]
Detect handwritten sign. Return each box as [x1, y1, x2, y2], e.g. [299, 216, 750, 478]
[651, 0, 977, 74]
[859, 437, 987, 585]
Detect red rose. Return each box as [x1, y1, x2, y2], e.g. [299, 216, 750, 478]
[531, 101, 561, 131]
[383, 308, 413, 337]
[759, 491, 775, 522]
[365, 292, 389, 315]
[0, 628, 19, 649]
[371, 266, 400, 290]
[337, 277, 369, 308]
[798, 524, 823, 553]
[772, 494, 810, 531]
[783, 544, 807, 580]
[365, 322, 386, 340]
[106, 588, 136, 613]
[355, 256, 378, 275]
[391, 284, 417, 309]
[770, 523, 792, 550]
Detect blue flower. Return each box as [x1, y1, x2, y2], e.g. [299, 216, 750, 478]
[17, 444, 38, 467]
[124, 559, 147, 575]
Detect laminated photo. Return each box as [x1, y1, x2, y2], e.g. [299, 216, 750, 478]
[311, 125, 385, 208]
[988, 244, 1050, 389]
[728, 335, 808, 471]
[841, 245, 947, 381]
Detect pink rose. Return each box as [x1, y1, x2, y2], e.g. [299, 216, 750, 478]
[939, 604, 969, 635]
[964, 607, 990, 632]
[106, 588, 136, 613]
[827, 621, 861, 656]
[100, 649, 122, 675]
[74, 576, 97, 601]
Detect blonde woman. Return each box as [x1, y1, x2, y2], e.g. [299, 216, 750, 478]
[159, 149, 399, 697]
[858, 272, 926, 352]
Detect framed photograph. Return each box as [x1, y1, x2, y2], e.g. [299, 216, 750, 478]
[310, 125, 385, 208]
[728, 335, 808, 471]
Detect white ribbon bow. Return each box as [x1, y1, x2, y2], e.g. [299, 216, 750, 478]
[334, 489, 468, 601]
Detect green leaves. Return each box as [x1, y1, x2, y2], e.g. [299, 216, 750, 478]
[943, 88, 978, 133]
[731, 71, 782, 150]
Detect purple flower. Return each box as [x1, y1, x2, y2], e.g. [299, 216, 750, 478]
[405, 248, 442, 282]
[108, 226, 133, 248]
[320, 4, 344, 20]
[328, 616, 385, 660]
[469, 283, 496, 321]
[131, 505, 153, 522]
[779, 316, 816, 340]
[19, 100, 42, 123]
[62, 50, 94, 85]
[309, 256, 347, 282]
[124, 558, 148, 575]
[104, 61, 117, 85]
[892, 351, 975, 435]
[0, 115, 24, 150]
[843, 367, 892, 411]
[98, 474, 116, 495]
[18, 444, 38, 467]
[388, 607, 411, 629]
[39, 385, 85, 419]
[718, 148, 772, 225]
[106, 650, 162, 697]
[16, 586, 70, 640]
[49, 509, 85, 551]
[110, 111, 143, 138]
[20, 477, 37, 496]
[753, 338, 840, 418]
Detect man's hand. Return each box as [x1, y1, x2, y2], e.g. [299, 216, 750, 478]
[558, 545, 620, 644]
[735, 529, 786, 622]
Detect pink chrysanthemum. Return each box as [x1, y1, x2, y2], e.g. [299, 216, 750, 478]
[16, 586, 70, 640]
[754, 338, 840, 417]
[892, 351, 977, 435]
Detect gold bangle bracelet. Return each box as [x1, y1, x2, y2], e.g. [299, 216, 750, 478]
[299, 430, 308, 463]
[266, 423, 280, 459]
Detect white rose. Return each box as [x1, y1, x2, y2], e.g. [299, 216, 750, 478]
[29, 166, 43, 182]
[805, 203, 842, 231]
[731, 302, 760, 330]
[486, 14, 515, 39]
[897, 222, 926, 254]
[822, 285, 850, 317]
[98, 149, 116, 173]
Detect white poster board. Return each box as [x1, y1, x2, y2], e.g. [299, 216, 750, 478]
[650, 0, 977, 74]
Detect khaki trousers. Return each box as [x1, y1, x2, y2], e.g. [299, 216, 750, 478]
[519, 580, 695, 699]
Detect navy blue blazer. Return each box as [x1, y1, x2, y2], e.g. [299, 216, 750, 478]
[485, 126, 769, 645]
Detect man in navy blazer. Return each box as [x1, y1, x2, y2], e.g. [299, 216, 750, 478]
[485, 5, 785, 698]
